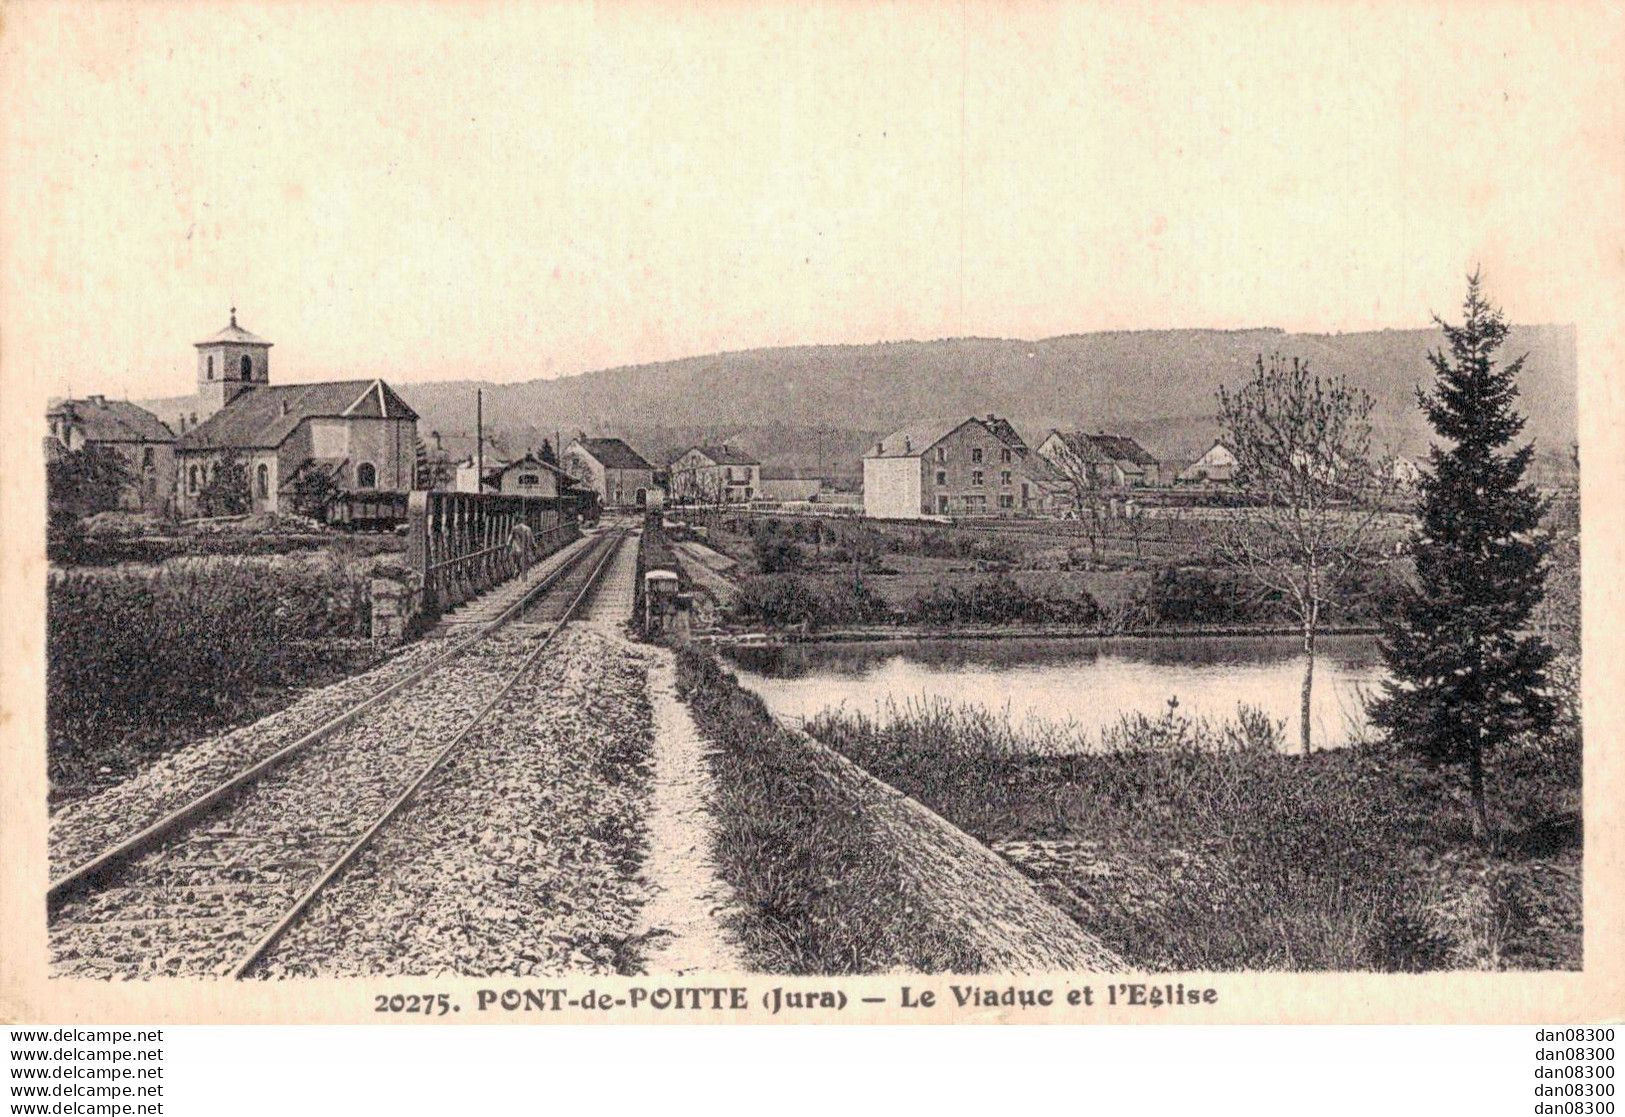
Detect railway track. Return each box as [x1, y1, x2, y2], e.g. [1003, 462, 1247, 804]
[49, 529, 629, 980]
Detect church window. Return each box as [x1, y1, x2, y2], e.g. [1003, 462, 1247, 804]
[188, 466, 199, 492]
[256, 464, 269, 499]
[142, 447, 155, 469]
[240, 354, 254, 380]
[207, 355, 215, 380]
[356, 462, 377, 489]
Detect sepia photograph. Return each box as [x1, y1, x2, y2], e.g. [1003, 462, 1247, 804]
[1, 0, 1619, 1037]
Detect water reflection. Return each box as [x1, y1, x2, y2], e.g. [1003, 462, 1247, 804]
[723, 635, 1386, 750]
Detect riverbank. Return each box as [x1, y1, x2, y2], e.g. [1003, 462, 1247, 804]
[673, 646, 1120, 973]
[700, 621, 1382, 646]
[804, 698, 1581, 971]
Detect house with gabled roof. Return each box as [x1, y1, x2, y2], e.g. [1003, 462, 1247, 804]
[47, 395, 177, 512]
[668, 444, 761, 505]
[1177, 439, 1238, 486]
[482, 452, 582, 498]
[172, 311, 418, 515]
[863, 414, 1052, 519]
[562, 436, 657, 509]
[1036, 430, 1161, 490]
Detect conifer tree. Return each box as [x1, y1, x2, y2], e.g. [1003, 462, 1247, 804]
[1370, 273, 1555, 840]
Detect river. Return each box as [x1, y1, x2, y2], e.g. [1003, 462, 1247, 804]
[722, 633, 1387, 750]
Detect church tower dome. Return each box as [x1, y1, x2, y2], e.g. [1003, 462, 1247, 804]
[194, 307, 272, 420]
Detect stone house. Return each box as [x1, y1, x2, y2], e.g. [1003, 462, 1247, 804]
[1036, 430, 1161, 490]
[562, 437, 656, 509]
[863, 415, 1054, 519]
[1177, 440, 1238, 485]
[485, 453, 574, 497]
[46, 395, 177, 513]
[668, 444, 761, 504]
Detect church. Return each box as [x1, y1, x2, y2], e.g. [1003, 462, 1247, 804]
[173, 310, 419, 516]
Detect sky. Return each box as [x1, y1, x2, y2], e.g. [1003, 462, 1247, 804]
[3, 1, 1621, 402]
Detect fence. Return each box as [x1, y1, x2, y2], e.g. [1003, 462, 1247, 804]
[405, 491, 578, 611]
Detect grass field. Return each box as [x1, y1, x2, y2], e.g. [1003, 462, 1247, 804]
[803, 694, 1582, 971]
[685, 509, 1405, 634]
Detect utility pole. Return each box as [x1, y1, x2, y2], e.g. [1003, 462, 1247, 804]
[476, 388, 484, 492]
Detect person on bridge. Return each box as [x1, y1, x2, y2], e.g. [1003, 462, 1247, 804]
[509, 523, 535, 570]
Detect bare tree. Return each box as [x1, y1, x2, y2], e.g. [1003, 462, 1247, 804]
[1039, 435, 1114, 562]
[1216, 352, 1390, 753]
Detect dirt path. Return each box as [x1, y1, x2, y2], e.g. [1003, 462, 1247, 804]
[637, 647, 745, 975]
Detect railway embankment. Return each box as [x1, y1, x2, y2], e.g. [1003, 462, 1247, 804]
[672, 645, 1122, 974]
[48, 532, 634, 979]
[260, 627, 657, 978]
[48, 534, 599, 881]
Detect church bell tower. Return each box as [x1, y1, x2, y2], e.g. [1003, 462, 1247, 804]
[194, 308, 272, 420]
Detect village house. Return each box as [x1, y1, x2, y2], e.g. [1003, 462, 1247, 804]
[416, 429, 516, 492]
[173, 312, 419, 516]
[46, 395, 177, 512]
[562, 437, 657, 509]
[1177, 439, 1238, 485]
[667, 444, 761, 504]
[863, 415, 1058, 519]
[1036, 430, 1161, 490]
[1015, 452, 1077, 515]
[483, 452, 577, 497]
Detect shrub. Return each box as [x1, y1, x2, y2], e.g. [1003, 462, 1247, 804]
[915, 528, 1020, 565]
[803, 698, 1575, 971]
[47, 445, 133, 532]
[729, 574, 890, 630]
[754, 537, 806, 574]
[80, 511, 169, 538]
[1133, 565, 1285, 627]
[1132, 562, 1408, 630]
[47, 554, 379, 786]
[901, 574, 1101, 626]
[196, 449, 251, 517]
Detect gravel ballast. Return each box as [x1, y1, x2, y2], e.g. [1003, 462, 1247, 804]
[257, 627, 655, 978]
[49, 536, 596, 881]
[50, 627, 575, 978]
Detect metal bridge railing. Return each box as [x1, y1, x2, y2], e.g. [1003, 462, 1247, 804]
[405, 491, 579, 611]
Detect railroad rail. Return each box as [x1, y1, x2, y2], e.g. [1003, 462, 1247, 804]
[49, 530, 628, 980]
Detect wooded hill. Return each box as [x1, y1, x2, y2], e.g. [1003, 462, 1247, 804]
[146, 324, 1577, 482]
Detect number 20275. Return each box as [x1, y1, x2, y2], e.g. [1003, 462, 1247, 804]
[375, 993, 454, 1016]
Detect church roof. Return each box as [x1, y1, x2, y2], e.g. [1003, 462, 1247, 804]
[195, 309, 272, 348]
[176, 379, 417, 451]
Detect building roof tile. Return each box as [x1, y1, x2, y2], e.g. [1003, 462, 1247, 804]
[175, 379, 417, 451]
[194, 309, 272, 348]
[49, 397, 175, 444]
[867, 417, 979, 458]
[573, 437, 654, 471]
[692, 444, 759, 466]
